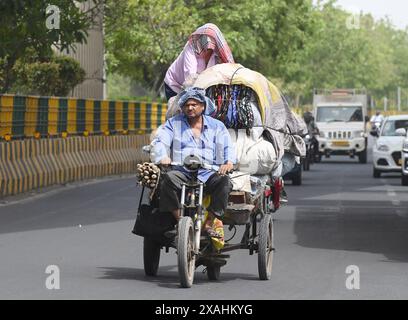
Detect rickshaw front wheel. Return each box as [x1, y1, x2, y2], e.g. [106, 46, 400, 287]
[177, 216, 196, 288]
[143, 237, 161, 276]
[258, 214, 274, 280]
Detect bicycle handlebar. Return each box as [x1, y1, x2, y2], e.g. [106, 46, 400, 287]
[162, 161, 234, 175]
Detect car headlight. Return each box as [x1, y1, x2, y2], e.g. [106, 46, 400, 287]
[377, 144, 389, 152]
[353, 130, 364, 138]
[403, 141, 408, 152]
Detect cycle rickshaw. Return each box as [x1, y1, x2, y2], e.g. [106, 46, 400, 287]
[134, 63, 305, 288]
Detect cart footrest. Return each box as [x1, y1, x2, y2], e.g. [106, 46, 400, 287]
[223, 203, 255, 225]
[197, 257, 228, 268]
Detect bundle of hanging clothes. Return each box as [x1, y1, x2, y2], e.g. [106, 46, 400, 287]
[159, 63, 307, 193]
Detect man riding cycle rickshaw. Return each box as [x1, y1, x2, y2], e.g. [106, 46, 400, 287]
[133, 63, 306, 288]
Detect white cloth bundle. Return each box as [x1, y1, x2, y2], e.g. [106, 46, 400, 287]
[228, 128, 279, 175]
[229, 171, 252, 193]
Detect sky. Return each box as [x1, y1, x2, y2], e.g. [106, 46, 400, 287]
[315, 0, 408, 29]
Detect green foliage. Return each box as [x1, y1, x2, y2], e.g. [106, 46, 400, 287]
[107, 0, 408, 107]
[53, 56, 86, 96]
[105, 0, 197, 94]
[0, 57, 6, 87]
[13, 54, 85, 96]
[279, 2, 408, 107]
[105, 0, 317, 94]
[107, 73, 131, 99]
[0, 0, 100, 93]
[295, 5, 379, 93]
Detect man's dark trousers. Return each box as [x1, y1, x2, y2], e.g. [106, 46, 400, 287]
[159, 170, 232, 218]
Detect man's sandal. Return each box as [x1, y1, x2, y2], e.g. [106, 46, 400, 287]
[204, 227, 223, 239]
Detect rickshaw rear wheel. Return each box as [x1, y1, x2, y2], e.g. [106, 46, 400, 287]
[177, 216, 196, 288]
[143, 237, 161, 276]
[302, 157, 310, 171]
[207, 265, 221, 281]
[258, 214, 274, 280]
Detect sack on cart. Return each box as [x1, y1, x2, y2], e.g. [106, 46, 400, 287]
[132, 204, 175, 238]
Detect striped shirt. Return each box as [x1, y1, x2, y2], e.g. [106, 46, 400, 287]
[151, 114, 236, 182]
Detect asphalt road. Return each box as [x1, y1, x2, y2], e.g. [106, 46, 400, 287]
[1, 137, 408, 299]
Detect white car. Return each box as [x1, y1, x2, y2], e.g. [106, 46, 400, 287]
[372, 115, 408, 178]
[402, 134, 408, 185]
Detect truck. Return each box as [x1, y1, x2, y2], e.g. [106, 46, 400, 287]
[313, 89, 369, 163]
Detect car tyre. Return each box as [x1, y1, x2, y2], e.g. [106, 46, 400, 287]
[358, 149, 367, 164]
[292, 169, 302, 186]
[302, 157, 310, 171]
[373, 167, 381, 178]
[402, 174, 408, 186]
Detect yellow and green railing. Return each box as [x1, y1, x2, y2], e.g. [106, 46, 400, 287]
[0, 94, 169, 197]
[0, 94, 168, 141]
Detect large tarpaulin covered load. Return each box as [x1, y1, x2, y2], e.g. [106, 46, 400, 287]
[191, 63, 306, 156]
[164, 63, 306, 179]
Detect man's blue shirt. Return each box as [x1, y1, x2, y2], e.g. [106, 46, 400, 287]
[151, 114, 236, 182]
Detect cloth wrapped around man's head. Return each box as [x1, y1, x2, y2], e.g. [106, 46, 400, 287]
[177, 87, 216, 116]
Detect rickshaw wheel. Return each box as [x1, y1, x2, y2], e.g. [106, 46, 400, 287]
[263, 189, 271, 214]
[207, 265, 221, 281]
[258, 214, 274, 280]
[143, 237, 161, 276]
[303, 156, 310, 171]
[177, 216, 196, 288]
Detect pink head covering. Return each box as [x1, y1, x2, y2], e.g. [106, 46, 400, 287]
[188, 23, 235, 64]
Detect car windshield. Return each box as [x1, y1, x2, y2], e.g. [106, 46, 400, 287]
[316, 106, 363, 122]
[380, 119, 408, 136]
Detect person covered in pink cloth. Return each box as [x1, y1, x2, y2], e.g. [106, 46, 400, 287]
[164, 23, 235, 101]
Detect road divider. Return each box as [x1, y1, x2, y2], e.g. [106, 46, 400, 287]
[0, 94, 167, 140]
[0, 135, 150, 197]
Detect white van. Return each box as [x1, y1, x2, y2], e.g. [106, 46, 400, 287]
[313, 89, 368, 163]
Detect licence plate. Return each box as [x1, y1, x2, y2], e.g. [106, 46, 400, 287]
[332, 140, 349, 147]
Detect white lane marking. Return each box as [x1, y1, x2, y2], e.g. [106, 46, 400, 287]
[392, 199, 401, 206]
[381, 178, 401, 206]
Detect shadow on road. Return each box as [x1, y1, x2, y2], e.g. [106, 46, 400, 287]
[0, 177, 143, 235]
[293, 203, 408, 263]
[289, 154, 408, 263]
[317, 160, 364, 164]
[97, 266, 258, 289]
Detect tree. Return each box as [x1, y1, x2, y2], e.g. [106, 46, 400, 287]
[390, 29, 408, 91]
[105, 0, 317, 95]
[0, 0, 101, 93]
[105, 0, 408, 108]
[286, 2, 383, 103]
[12, 51, 86, 96]
[282, 1, 408, 106]
[105, 0, 199, 95]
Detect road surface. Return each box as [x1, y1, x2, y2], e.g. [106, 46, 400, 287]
[1, 139, 408, 299]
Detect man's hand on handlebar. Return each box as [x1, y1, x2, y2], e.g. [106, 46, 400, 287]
[218, 161, 233, 176]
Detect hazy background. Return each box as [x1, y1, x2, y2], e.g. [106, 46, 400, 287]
[328, 0, 407, 29]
